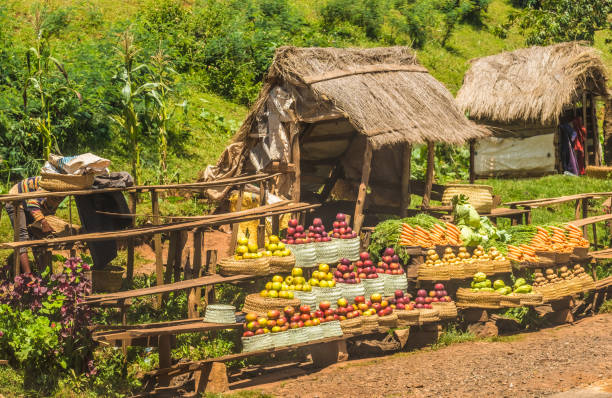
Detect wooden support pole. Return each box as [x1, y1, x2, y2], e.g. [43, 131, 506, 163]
[174, 231, 187, 283]
[228, 185, 244, 256]
[272, 215, 280, 236]
[12, 201, 21, 277]
[353, 140, 373, 234]
[400, 143, 412, 218]
[421, 141, 435, 209]
[469, 139, 476, 184]
[258, 181, 266, 247]
[152, 190, 164, 309]
[188, 229, 203, 319]
[158, 335, 172, 387]
[291, 131, 301, 203]
[126, 191, 137, 284]
[574, 199, 581, 220]
[204, 250, 218, 310]
[583, 92, 590, 167]
[591, 94, 602, 166]
[582, 198, 589, 237]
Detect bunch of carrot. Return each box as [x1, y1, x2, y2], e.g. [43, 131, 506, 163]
[399, 222, 462, 247]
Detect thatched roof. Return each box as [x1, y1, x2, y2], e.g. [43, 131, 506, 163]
[236, 46, 489, 148]
[456, 42, 608, 126]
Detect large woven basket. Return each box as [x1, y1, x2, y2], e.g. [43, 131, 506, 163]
[92, 266, 124, 293]
[268, 254, 295, 274]
[475, 261, 496, 275]
[396, 309, 420, 327]
[441, 184, 493, 213]
[293, 291, 317, 309]
[363, 278, 385, 298]
[377, 313, 398, 332]
[417, 264, 450, 281]
[499, 294, 521, 308]
[203, 304, 237, 324]
[383, 275, 408, 296]
[271, 331, 293, 348]
[577, 274, 596, 291]
[242, 334, 273, 353]
[361, 316, 379, 334]
[491, 260, 512, 274]
[572, 246, 589, 258]
[565, 278, 583, 295]
[289, 327, 309, 344]
[449, 264, 465, 279]
[339, 283, 366, 304]
[242, 293, 300, 315]
[286, 243, 317, 268]
[586, 165, 612, 179]
[456, 288, 502, 309]
[511, 292, 543, 306]
[431, 302, 458, 319]
[305, 325, 325, 341]
[39, 172, 95, 191]
[462, 262, 479, 279]
[218, 256, 270, 276]
[335, 237, 361, 261]
[314, 240, 339, 264]
[312, 287, 343, 309]
[418, 308, 441, 324]
[340, 317, 363, 336]
[321, 320, 343, 338]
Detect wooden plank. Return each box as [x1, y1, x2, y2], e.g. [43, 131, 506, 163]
[353, 140, 373, 233]
[204, 250, 218, 310]
[152, 190, 164, 309]
[188, 229, 203, 318]
[229, 186, 244, 256]
[568, 214, 612, 227]
[292, 128, 301, 203]
[421, 141, 435, 209]
[400, 143, 412, 218]
[158, 335, 172, 387]
[591, 94, 602, 166]
[504, 193, 591, 207]
[84, 274, 251, 305]
[94, 321, 241, 341]
[582, 198, 589, 236]
[0, 201, 320, 250]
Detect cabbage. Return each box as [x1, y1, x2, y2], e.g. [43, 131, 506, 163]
[460, 226, 482, 246]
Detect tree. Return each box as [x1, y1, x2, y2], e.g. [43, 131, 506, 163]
[505, 0, 612, 45]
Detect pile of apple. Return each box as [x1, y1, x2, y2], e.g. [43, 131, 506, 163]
[336, 294, 394, 318]
[378, 248, 405, 275]
[387, 290, 413, 310]
[305, 218, 332, 243]
[242, 310, 290, 336]
[311, 301, 341, 323]
[307, 263, 337, 288]
[283, 219, 312, 245]
[414, 284, 452, 309]
[330, 213, 357, 239]
[355, 252, 380, 279]
[287, 305, 326, 328]
[263, 235, 291, 257]
[334, 258, 360, 284]
[285, 267, 312, 292]
[260, 274, 298, 298]
[234, 237, 263, 260]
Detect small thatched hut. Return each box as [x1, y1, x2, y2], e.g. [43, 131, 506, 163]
[457, 42, 608, 178]
[204, 46, 489, 231]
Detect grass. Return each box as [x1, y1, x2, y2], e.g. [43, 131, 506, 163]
[432, 324, 477, 349]
[205, 392, 273, 398]
[599, 299, 612, 314]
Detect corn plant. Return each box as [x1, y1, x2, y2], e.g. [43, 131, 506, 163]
[110, 30, 159, 186]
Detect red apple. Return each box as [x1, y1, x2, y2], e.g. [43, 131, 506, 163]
[243, 331, 254, 337]
[300, 305, 311, 314]
[319, 301, 331, 311]
[434, 283, 445, 291]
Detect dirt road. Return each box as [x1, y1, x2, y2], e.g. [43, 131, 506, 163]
[254, 314, 612, 398]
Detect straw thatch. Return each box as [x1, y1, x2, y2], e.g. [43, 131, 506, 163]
[456, 42, 608, 126]
[236, 46, 489, 148]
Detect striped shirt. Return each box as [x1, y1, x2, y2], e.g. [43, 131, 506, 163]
[9, 177, 62, 221]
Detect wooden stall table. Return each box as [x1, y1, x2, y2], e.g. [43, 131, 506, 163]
[423, 205, 531, 225]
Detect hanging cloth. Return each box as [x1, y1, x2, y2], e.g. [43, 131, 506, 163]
[572, 117, 586, 175]
[559, 123, 579, 175]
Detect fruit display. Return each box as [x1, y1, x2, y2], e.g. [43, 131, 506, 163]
[308, 263, 337, 288]
[388, 290, 413, 310]
[283, 219, 313, 244]
[413, 286, 450, 308]
[511, 278, 533, 293]
[242, 310, 290, 336]
[281, 268, 312, 292]
[334, 258, 360, 284]
[532, 265, 584, 288]
[377, 247, 404, 275]
[263, 235, 291, 257]
[469, 272, 494, 292]
[331, 213, 357, 239]
[306, 218, 332, 243]
[234, 237, 263, 260]
[311, 301, 341, 324]
[260, 274, 298, 298]
[355, 252, 379, 279]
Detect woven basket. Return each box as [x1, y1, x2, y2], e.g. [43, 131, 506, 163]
[418, 308, 441, 324]
[511, 292, 543, 306]
[39, 172, 95, 191]
[383, 275, 408, 297]
[312, 287, 343, 309]
[431, 302, 458, 319]
[535, 251, 556, 264]
[340, 317, 363, 336]
[586, 165, 612, 179]
[572, 247, 589, 258]
[441, 184, 493, 213]
[499, 295, 521, 308]
[242, 334, 273, 353]
[293, 291, 317, 309]
[462, 262, 479, 279]
[289, 327, 309, 344]
[218, 256, 270, 276]
[339, 283, 366, 304]
[363, 278, 385, 298]
[491, 259, 512, 274]
[449, 264, 465, 279]
[314, 240, 339, 264]
[271, 330, 293, 348]
[377, 313, 398, 332]
[565, 278, 583, 295]
[417, 264, 450, 281]
[286, 244, 317, 268]
[321, 320, 343, 338]
[242, 293, 300, 315]
[456, 288, 502, 309]
[203, 304, 237, 324]
[396, 309, 420, 327]
[475, 261, 496, 275]
[92, 266, 124, 293]
[555, 252, 571, 264]
[305, 325, 325, 341]
[577, 274, 596, 291]
[361, 316, 379, 334]
[268, 254, 296, 274]
[335, 237, 361, 261]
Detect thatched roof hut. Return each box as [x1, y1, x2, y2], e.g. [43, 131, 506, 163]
[456, 42, 608, 177]
[204, 46, 489, 230]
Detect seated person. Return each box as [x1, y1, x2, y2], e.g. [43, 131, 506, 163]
[4, 176, 64, 274]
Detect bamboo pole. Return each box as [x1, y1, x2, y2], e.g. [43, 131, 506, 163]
[291, 131, 301, 203]
[353, 140, 373, 234]
[400, 143, 412, 218]
[421, 141, 435, 209]
[583, 92, 590, 167]
[469, 139, 476, 184]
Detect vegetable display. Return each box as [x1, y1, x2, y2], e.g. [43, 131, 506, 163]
[451, 195, 509, 247]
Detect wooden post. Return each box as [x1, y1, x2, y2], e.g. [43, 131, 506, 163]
[126, 191, 137, 284]
[204, 250, 218, 310]
[228, 185, 244, 256]
[421, 141, 435, 209]
[574, 199, 581, 220]
[353, 140, 373, 234]
[188, 229, 203, 318]
[291, 131, 301, 203]
[174, 231, 187, 282]
[591, 94, 602, 166]
[258, 181, 266, 247]
[400, 143, 412, 218]
[12, 201, 21, 277]
[272, 215, 280, 236]
[582, 197, 589, 237]
[583, 92, 590, 167]
[158, 335, 172, 387]
[152, 190, 164, 308]
[469, 139, 476, 184]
